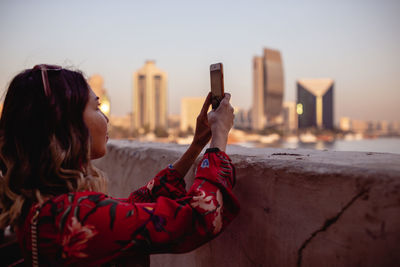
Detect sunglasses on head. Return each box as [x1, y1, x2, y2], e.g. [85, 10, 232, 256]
[33, 64, 62, 97]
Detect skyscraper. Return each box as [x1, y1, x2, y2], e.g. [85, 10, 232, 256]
[88, 74, 111, 117]
[252, 48, 284, 130]
[133, 61, 168, 132]
[297, 79, 334, 129]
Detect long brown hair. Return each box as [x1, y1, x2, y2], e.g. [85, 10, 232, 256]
[0, 66, 107, 229]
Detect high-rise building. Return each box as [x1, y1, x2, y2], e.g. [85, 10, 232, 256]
[88, 74, 111, 117]
[133, 61, 168, 132]
[252, 48, 284, 130]
[297, 79, 334, 129]
[282, 101, 298, 133]
[180, 97, 204, 132]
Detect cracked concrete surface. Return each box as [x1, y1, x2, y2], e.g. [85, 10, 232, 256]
[93, 140, 400, 267]
[297, 189, 368, 267]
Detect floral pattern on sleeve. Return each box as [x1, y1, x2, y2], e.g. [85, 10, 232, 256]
[190, 189, 223, 234]
[18, 149, 239, 266]
[61, 217, 97, 259]
[127, 167, 187, 203]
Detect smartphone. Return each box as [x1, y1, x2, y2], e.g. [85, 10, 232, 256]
[210, 63, 225, 109]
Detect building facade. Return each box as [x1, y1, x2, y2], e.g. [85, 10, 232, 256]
[252, 48, 284, 130]
[297, 79, 334, 129]
[180, 97, 205, 132]
[282, 101, 298, 133]
[133, 61, 168, 132]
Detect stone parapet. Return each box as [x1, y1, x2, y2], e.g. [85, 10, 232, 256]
[93, 140, 400, 267]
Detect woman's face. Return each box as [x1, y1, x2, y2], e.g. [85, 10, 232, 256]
[83, 88, 109, 159]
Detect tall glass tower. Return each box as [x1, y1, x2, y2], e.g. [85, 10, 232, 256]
[252, 48, 284, 130]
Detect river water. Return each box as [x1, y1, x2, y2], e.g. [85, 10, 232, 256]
[237, 137, 400, 155]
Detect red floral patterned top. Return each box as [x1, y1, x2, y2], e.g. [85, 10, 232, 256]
[17, 149, 240, 266]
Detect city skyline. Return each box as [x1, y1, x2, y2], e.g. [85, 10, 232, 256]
[0, 1, 399, 123]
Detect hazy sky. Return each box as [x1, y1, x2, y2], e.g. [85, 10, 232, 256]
[1, 0, 399, 123]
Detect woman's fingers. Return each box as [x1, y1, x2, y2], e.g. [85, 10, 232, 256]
[220, 93, 231, 107]
[215, 93, 231, 112]
[200, 92, 212, 117]
[208, 93, 234, 127]
[223, 93, 231, 102]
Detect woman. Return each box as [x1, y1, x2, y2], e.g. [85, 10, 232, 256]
[0, 65, 239, 266]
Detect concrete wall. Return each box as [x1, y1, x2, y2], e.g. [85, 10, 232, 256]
[93, 140, 400, 267]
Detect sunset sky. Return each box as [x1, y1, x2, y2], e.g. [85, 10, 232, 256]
[1, 0, 399, 123]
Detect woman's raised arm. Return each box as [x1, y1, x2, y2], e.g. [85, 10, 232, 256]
[172, 92, 212, 175]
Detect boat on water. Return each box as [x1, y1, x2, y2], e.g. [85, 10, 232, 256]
[299, 133, 317, 143]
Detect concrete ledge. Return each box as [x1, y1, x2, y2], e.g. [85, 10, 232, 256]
[93, 140, 400, 267]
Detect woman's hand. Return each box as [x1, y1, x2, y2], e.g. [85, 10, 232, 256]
[192, 92, 212, 149]
[208, 93, 234, 152]
[173, 93, 212, 176]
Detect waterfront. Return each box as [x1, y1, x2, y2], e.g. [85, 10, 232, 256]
[237, 137, 400, 155]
